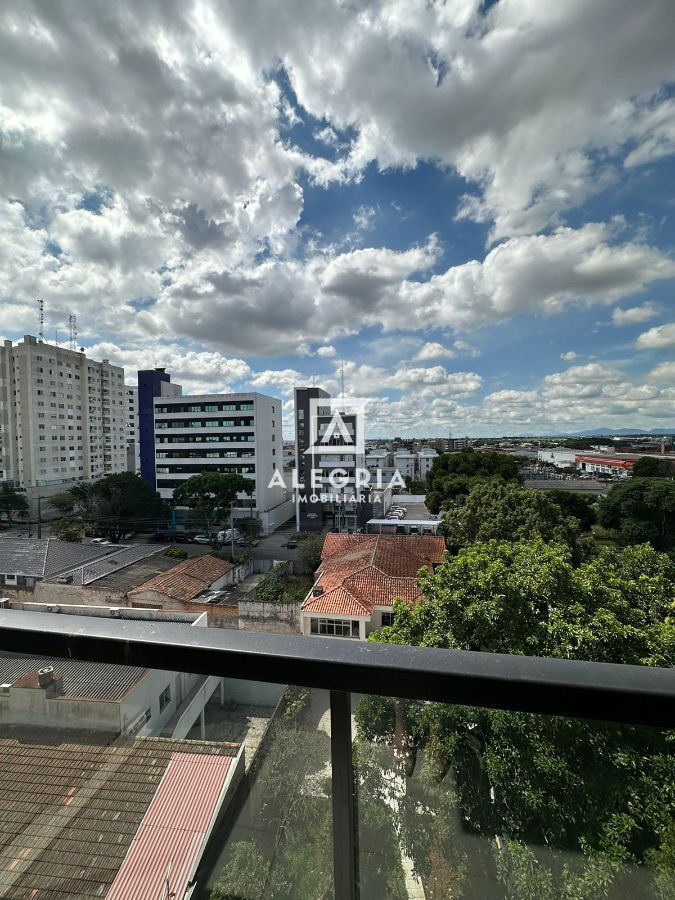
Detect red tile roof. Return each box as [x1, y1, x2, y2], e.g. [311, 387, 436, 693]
[128, 554, 233, 603]
[303, 534, 445, 618]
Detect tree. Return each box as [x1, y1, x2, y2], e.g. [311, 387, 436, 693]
[632, 457, 675, 479]
[0, 484, 29, 524]
[51, 516, 85, 542]
[440, 480, 584, 552]
[360, 540, 675, 896]
[173, 471, 251, 547]
[296, 533, 324, 571]
[547, 490, 597, 531]
[599, 477, 675, 550]
[426, 449, 521, 513]
[53, 473, 165, 543]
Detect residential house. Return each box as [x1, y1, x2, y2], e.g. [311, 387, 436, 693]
[301, 533, 445, 639]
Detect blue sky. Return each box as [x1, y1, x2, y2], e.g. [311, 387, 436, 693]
[1, 0, 674, 436]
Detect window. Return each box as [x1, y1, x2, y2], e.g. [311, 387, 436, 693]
[380, 612, 394, 628]
[159, 685, 171, 712]
[205, 404, 219, 412]
[310, 618, 360, 637]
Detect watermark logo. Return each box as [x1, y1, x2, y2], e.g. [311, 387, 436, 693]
[306, 397, 367, 456]
[268, 466, 407, 497]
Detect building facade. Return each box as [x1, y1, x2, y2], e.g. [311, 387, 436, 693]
[125, 385, 139, 472]
[293, 386, 371, 533]
[0, 336, 126, 511]
[537, 446, 578, 468]
[153, 392, 289, 533]
[137, 367, 182, 488]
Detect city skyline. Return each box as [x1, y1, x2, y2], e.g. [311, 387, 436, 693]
[1, 1, 674, 437]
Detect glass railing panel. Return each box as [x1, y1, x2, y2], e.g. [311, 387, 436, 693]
[0, 644, 333, 900]
[352, 694, 675, 900]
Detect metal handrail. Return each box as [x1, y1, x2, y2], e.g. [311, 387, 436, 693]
[0, 610, 672, 728]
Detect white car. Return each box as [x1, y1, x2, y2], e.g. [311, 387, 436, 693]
[90, 537, 111, 545]
[192, 534, 211, 544]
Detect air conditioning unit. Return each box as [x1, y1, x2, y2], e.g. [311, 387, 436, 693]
[109, 607, 121, 617]
[0, 683, 11, 695]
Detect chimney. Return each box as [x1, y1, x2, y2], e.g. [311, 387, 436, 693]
[37, 666, 54, 688]
[312, 586, 324, 596]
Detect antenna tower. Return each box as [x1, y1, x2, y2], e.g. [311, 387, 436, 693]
[68, 314, 77, 351]
[36, 298, 44, 340]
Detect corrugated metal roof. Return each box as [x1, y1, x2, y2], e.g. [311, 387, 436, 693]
[106, 752, 234, 900]
[0, 652, 145, 701]
[0, 539, 49, 577]
[44, 544, 170, 587]
[0, 732, 238, 900]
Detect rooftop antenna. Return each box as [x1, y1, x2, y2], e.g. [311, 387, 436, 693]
[36, 298, 44, 341]
[54, 327, 59, 347]
[310, 374, 316, 388]
[340, 360, 345, 407]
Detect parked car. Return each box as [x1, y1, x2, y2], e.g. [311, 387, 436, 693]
[217, 528, 243, 544]
[236, 538, 259, 547]
[192, 534, 211, 544]
[285, 538, 298, 549]
[90, 537, 111, 545]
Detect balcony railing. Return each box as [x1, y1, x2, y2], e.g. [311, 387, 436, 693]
[0, 609, 672, 900]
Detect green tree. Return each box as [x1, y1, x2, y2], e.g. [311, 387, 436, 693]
[173, 471, 251, 547]
[90, 472, 165, 542]
[632, 457, 675, 479]
[547, 490, 597, 531]
[426, 449, 521, 513]
[296, 533, 324, 571]
[0, 483, 29, 524]
[440, 480, 583, 552]
[360, 540, 675, 896]
[51, 516, 85, 542]
[599, 478, 675, 550]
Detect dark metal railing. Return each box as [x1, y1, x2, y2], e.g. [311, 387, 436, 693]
[0, 610, 673, 900]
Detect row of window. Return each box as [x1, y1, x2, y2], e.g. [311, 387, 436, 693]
[155, 401, 255, 413]
[156, 464, 255, 475]
[156, 450, 255, 459]
[309, 618, 360, 637]
[156, 418, 255, 429]
[155, 433, 255, 444]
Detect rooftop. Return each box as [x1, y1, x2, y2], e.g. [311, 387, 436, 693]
[0, 650, 146, 701]
[0, 728, 238, 900]
[0, 539, 118, 579]
[303, 534, 445, 617]
[128, 554, 234, 603]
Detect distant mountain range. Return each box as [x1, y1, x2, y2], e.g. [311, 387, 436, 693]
[561, 428, 675, 437]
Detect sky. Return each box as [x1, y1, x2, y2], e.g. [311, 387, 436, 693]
[1, 0, 674, 438]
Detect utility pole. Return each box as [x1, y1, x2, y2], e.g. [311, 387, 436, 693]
[37, 495, 42, 539]
[230, 501, 235, 559]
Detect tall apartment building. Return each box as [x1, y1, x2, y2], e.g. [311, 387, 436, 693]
[137, 368, 182, 488]
[152, 392, 289, 534]
[293, 386, 371, 533]
[125, 386, 139, 472]
[0, 335, 127, 512]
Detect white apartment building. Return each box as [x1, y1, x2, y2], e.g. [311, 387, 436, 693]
[125, 385, 139, 472]
[153, 392, 291, 533]
[417, 447, 439, 477]
[0, 336, 127, 510]
[393, 449, 416, 479]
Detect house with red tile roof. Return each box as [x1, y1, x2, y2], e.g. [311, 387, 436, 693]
[128, 555, 235, 609]
[301, 533, 445, 639]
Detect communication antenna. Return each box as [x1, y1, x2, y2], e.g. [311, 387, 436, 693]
[68, 314, 77, 351]
[340, 360, 345, 405]
[36, 298, 44, 341]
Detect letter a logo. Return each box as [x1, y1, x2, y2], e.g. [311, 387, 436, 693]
[320, 411, 353, 445]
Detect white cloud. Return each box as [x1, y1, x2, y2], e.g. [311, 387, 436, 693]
[316, 345, 336, 357]
[636, 323, 675, 349]
[612, 302, 660, 326]
[560, 351, 579, 361]
[352, 205, 376, 231]
[415, 342, 457, 361]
